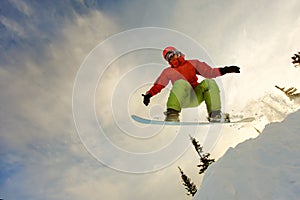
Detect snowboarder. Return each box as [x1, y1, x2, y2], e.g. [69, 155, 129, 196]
[142, 46, 240, 122]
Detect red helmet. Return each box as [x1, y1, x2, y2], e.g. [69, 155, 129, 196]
[163, 46, 177, 59]
[162, 46, 183, 62]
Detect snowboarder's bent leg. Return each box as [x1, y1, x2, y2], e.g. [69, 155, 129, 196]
[166, 79, 192, 112]
[195, 79, 221, 114]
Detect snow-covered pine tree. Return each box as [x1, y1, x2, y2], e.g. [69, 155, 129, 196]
[178, 166, 197, 196]
[189, 135, 215, 174]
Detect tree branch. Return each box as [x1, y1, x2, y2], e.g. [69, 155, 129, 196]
[275, 85, 300, 100]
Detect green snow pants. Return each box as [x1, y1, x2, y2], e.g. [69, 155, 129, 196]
[166, 79, 221, 114]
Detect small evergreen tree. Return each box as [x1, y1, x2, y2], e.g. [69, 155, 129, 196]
[178, 166, 198, 196]
[177, 136, 215, 197]
[190, 135, 215, 174]
[291, 51, 300, 67]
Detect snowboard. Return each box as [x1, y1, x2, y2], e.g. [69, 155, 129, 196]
[131, 115, 255, 126]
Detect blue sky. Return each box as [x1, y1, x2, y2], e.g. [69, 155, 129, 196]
[1, 0, 300, 199]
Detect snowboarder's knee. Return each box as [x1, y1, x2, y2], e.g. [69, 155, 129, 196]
[200, 79, 219, 91]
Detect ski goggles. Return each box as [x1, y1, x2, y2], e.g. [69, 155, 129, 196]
[165, 50, 180, 62]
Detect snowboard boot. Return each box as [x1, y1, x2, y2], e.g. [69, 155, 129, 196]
[208, 110, 230, 123]
[164, 108, 180, 122]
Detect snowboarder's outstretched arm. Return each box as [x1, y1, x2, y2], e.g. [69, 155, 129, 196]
[191, 60, 240, 78]
[142, 69, 170, 106]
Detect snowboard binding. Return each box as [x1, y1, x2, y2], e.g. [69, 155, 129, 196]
[208, 111, 230, 123]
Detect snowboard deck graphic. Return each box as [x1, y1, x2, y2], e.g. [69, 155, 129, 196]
[131, 115, 255, 126]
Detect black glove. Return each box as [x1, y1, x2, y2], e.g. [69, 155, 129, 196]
[142, 93, 152, 106]
[219, 66, 240, 75]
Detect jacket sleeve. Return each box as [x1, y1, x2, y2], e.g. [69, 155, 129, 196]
[147, 69, 170, 96]
[194, 60, 222, 78]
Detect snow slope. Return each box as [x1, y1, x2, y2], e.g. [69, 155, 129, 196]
[194, 109, 300, 200]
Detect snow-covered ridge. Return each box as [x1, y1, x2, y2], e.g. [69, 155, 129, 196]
[233, 93, 300, 133]
[194, 109, 300, 200]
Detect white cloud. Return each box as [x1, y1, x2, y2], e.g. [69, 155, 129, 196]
[8, 0, 33, 16]
[0, 16, 26, 38]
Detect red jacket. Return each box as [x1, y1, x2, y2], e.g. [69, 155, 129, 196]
[147, 58, 222, 96]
